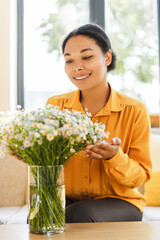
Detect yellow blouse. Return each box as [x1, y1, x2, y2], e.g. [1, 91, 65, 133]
[46, 85, 152, 212]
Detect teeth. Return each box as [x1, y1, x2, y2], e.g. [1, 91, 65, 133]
[75, 75, 89, 80]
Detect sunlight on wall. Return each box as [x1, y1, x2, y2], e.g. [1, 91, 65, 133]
[0, 0, 10, 111]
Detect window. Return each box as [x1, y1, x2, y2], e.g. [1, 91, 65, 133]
[105, 0, 159, 112]
[23, 0, 89, 109]
[20, 0, 159, 112]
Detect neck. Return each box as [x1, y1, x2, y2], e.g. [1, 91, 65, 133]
[80, 82, 110, 117]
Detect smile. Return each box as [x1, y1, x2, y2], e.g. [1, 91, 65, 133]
[74, 74, 91, 80]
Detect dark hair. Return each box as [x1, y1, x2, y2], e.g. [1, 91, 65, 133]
[62, 23, 116, 72]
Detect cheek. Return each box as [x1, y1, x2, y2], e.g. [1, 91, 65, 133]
[65, 65, 73, 81]
[93, 62, 104, 73]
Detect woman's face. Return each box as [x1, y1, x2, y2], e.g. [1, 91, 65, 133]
[63, 35, 111, 91]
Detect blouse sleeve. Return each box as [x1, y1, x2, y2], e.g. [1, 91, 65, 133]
[102, 104, 152, 188]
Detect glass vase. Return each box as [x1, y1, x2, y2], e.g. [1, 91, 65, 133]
[28, 165, 65, 235]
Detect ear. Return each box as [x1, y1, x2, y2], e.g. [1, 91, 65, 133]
[105, 50, 112, 67]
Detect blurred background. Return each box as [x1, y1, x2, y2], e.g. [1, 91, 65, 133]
[0, 0, 159, 114]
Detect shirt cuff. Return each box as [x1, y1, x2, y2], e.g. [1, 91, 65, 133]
[103, 147, 128, 167]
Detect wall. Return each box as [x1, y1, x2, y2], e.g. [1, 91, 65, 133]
[0, 0, 17, 111]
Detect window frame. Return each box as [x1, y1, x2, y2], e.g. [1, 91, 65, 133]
[17, 0, 24, 107]
[89, 0, 105, 28]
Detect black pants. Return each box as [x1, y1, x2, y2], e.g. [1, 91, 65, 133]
[66, 197, 143, 223]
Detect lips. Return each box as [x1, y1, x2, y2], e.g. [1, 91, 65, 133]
[73, 73, 91, 81]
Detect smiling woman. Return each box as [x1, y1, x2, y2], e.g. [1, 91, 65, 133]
[63, 35, 111, 93]
[46, 23, 152, 223]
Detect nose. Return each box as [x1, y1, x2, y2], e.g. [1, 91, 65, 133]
[73, 61, 84, 71]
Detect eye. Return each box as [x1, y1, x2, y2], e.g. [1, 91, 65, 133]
[65, 59, 73, 64]
[83, 55, 93, 60]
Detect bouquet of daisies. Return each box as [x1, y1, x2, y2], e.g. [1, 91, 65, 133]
[0, 105, 109, 234]
[0, 104, 109, 163]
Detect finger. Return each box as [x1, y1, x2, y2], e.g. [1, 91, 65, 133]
[95, 141, 110, 149]
[110, 137, 121, 146]
[85, 144, 95, 151]
[86, 150, 103, 160]
[85, 146, 107, 158]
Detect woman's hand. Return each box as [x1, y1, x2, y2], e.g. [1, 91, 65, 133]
[85, 137, 121, 160]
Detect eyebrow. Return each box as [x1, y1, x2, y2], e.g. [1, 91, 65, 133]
[64, 48, 94, 56]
